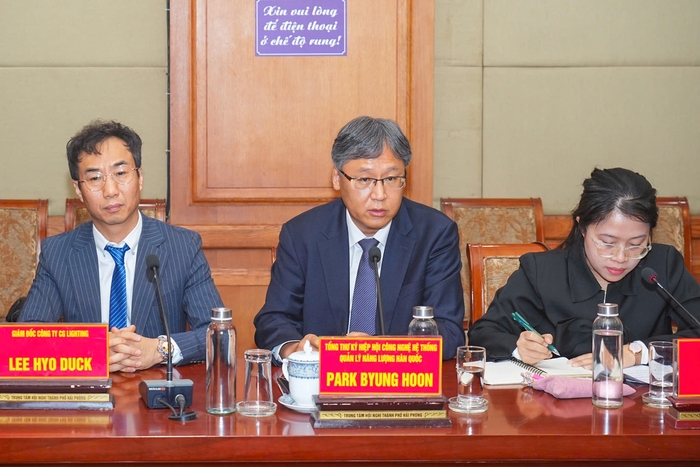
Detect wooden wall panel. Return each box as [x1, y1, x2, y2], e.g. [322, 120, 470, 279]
[215, 281, 269, 354]
[169, 0, 434, 227]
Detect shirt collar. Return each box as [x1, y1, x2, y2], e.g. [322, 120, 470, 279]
[94, 212, 143, 256]
[567, 241, 639, 302]
[346, 209, 391, 247]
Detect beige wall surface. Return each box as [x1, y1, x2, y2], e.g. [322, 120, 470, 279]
[435, 0, 700, 214]
[2, 0, 700, 216]
[0, 0, 168, 215]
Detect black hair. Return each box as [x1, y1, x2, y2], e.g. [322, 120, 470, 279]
[66, 120, 142, 180]
[559, 167, 658, 249]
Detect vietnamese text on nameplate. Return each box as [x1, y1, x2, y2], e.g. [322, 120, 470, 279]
[318, 336, 442, 396]
[676, 338, 700, 396]
[0, 324, 109, 379]
[256, 0, 347, 56]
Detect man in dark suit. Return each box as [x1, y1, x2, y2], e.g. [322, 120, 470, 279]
[254, 116, 465, 361]
[20, 120, 223, 372]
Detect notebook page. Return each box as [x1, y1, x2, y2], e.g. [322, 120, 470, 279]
[536, 357, 591, 377]
[623, 365, 649, 384]
[484, 357, 591, 386]
[483, 360, 526, 386]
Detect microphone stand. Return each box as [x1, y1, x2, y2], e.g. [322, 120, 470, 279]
[651, 277, 700, 329]
[138, 258, 196, 421]
[369, 248, 385, 335]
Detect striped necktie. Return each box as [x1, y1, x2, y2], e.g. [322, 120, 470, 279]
[349, 238, 379, 334]
[105, 244, 130, 329]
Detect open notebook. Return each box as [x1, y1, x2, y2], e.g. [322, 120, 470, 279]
[484, 357, 592, 386]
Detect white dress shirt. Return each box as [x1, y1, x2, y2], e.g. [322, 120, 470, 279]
[93, 212, 182, 364]
[272, 209, 392, 363]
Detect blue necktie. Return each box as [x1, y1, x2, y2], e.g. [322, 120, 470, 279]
[105, 244, 130, 329]
[349, 238, 379, 335]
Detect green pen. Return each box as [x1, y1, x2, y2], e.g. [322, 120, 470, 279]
[512, 311, 561, 357]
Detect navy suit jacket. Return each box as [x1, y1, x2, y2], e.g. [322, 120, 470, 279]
[19, 215, 223, 364]
[254, 197, 465, 359]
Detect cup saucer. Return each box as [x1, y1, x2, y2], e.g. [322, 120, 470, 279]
[278, 394, 317, 414]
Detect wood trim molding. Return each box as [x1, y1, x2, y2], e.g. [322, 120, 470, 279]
[212, 268, 270, 287]
[183, 224, 281, 249]
[182, 0, 433, 206]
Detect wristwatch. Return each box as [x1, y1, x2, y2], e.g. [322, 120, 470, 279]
[157, 336, 172, 363]
[629, 341, 644, 366]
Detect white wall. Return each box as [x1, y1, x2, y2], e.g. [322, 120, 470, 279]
[435, 0, 700, 213]
[0, 0, 168, 215]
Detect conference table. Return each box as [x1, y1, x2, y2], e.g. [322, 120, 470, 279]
[1, 361, 698, 466]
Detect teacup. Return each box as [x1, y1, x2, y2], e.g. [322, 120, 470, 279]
[282, 344, 319, 408]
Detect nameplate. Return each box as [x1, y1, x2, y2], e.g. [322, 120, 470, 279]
[0, 324, 109, 379]
[318, 336, 442, 396]
[676, 338, 700, 396]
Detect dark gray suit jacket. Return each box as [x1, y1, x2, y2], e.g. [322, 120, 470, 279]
[254, 197, 466, 360]
[19, 215, 223, 364]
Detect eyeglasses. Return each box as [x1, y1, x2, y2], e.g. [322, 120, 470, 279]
[591, 238, 652, 260]
[78, 165, 140, 192]
[338, 169, 406, 191]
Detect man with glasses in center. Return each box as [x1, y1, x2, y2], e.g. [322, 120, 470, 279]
[254, 116, 465, 362]
[20, 120, 223, 372]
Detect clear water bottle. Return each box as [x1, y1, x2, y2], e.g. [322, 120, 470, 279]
[408, 306, 439, 336]
[206, 307, 237, 415]
[592, 303, 623, 409]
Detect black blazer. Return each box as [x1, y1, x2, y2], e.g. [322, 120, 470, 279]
[468, 243, 700, 360]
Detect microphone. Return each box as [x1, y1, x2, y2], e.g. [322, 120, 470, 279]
[641, 267, 700, 329]
[369, 246, 386, 335]
[139, 254, 196, 420]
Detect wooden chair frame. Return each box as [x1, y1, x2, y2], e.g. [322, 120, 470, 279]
[65, 198, 167, 231]
[467, 243, 548, 326]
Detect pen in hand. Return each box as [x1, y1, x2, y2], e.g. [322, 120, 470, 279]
[511, 311, 561, 357]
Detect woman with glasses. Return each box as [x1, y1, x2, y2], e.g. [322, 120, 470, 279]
[468, 167, 700, 368]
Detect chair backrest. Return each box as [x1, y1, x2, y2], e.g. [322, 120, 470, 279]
[441, 198, 546, 325]
[0, 200, 48, 321]
[467, 243, 548, 326]
[653, 197, 692, 270]
[65, 198, 167, 231]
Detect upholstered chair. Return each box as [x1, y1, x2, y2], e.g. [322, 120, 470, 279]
[0, 200, 48, 321]
[441, 198, 546, 326]
[653, 197, 692, 270]
[467, 243, 549, 325]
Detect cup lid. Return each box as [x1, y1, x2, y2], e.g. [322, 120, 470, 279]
[287, 340, 319, 362]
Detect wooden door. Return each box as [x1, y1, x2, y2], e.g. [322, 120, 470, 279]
[169, 0, 434, 350]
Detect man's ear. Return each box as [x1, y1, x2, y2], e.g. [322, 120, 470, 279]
[332, 167, 341, 191]
[73, 181, 84, 202]
[137, 167, 144, 191]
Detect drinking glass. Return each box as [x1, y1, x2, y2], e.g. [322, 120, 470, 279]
[643, 341, 674, 408]
[236, 349, 277, 417]
[449, 346, 488, 414]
